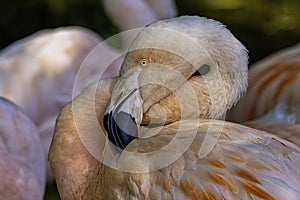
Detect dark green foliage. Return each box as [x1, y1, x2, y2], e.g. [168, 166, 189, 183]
[1, 0, 299, 64]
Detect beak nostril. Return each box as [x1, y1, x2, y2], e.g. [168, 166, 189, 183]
[104, 111, 138, 150]
[192, 64, 211, 76]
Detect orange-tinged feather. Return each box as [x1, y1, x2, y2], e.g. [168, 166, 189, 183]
[241, 181, 275, 200]
[227, 43, 300, 122]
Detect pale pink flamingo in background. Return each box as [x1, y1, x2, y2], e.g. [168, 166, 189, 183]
[0, 27, 101, 181]
[0, 0, 177, 181]
[0, 97, 46, 200]
[227, 42, 300, 145]
[102, 0, 177, 47]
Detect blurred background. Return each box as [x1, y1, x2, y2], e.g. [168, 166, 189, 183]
[0, 0, 299, 199]
[1, 0, 299, 65]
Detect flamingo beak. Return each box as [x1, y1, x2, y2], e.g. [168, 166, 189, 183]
[104, 67, 143, 150]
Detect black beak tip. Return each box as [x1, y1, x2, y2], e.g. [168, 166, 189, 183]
[104, 111, 138, 150]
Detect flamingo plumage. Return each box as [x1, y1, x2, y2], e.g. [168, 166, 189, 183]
[227, 43, 300, 146]
[227, 42, 300, 123]
[0, 1, 177, 181]
[49, 16, 300, 199]
[0, 97, 46, 200]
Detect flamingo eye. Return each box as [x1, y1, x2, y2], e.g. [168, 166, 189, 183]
[139, 59, 149, 67]
[192, 64, 210, 76]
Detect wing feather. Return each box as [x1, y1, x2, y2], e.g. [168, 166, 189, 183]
[118, 119, 300, 199]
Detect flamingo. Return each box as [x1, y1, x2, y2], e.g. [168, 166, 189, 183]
[0, 27, 103, 180]
[102, 0, 177, 47]
[49, 16, 300, 199]
[227, 42, 300, 123]
[102, 0, 177, 30]
[226, 43, 300, 145]
[0, 1, 177, 181]
[0, 97, 46, 200]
